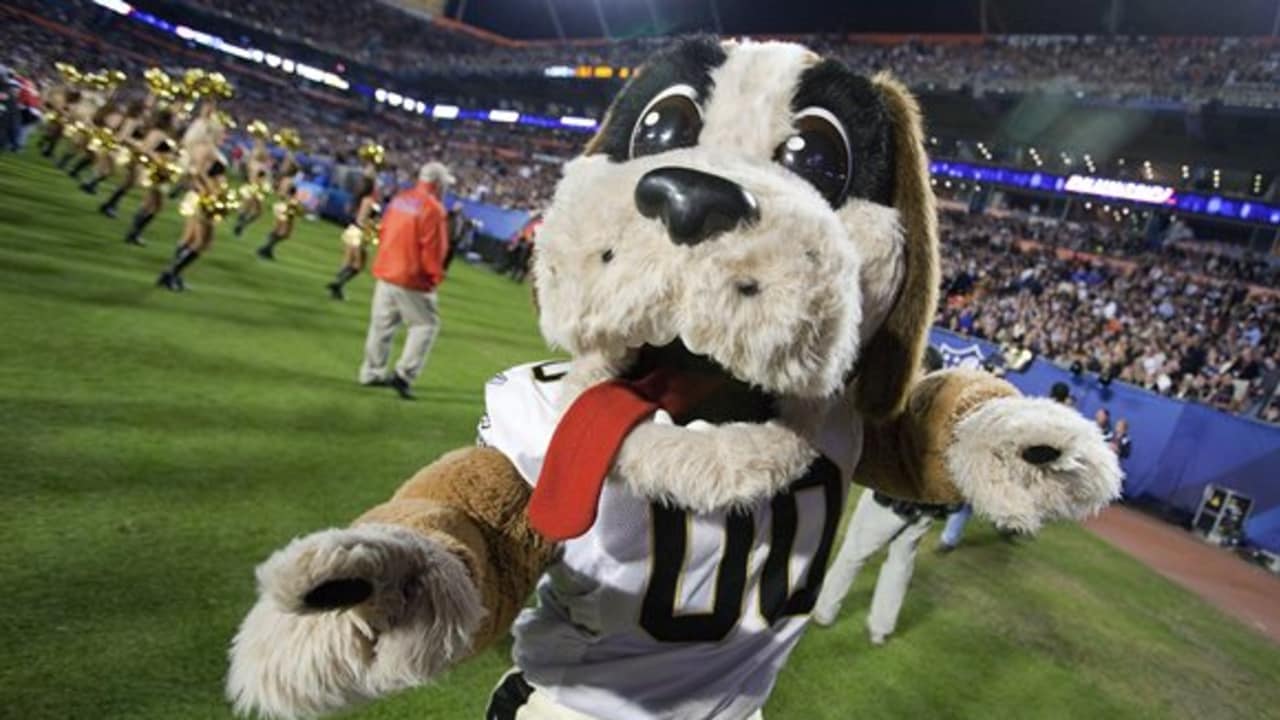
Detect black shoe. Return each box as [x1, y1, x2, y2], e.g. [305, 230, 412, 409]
[361, 377, 389, 387]
[157, 272, 181, 292]
[326, 282, 345, 301]
[99, 204, 117, 218]
[936, 543, 957, 555]
[125, 235, 146, 247]
[79, 181, 98, 195]
[256, 245, 274, 260]
[388, 374, 415, 400]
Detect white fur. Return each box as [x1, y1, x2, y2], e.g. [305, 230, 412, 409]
[946, 397, 1123, 533]
[841, 200, 906, 340]
[699, 41, 817, 158]
[226, 524, 484, 719]
[616, 416, 818, 513]
[537, 148, 875, 399]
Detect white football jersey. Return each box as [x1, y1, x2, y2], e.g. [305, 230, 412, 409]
[478, 361, 861, 720]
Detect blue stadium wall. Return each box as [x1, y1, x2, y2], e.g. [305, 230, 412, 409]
[931, 329, 1280, 554]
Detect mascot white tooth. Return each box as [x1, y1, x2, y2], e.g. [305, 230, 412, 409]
[228, 37, 1122, 720]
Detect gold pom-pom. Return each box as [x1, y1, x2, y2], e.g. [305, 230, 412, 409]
[215, 110, 237, 131]
[272, 127, 303, 152]
[357, 142, 386, 168]
[55, 62, 82, 85]
[246, 120, 270, 140]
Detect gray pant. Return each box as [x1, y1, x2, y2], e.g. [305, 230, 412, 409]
[359, 279, 440, 385]
[812, 488, 932, 637]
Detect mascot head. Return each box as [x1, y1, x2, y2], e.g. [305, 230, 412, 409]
[536, 37, 936, 422]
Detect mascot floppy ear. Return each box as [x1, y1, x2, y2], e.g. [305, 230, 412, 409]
[853, 73, 940, 420]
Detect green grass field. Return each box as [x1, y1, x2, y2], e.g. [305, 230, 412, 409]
[1, 148, 1277, 720]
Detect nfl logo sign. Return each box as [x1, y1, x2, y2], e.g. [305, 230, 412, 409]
[939, 342, 985, 369]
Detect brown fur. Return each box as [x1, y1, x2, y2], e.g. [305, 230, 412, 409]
[356, 447, 555, 653]
[853, 74, 940, 420]
[857, 369, 1018, 503]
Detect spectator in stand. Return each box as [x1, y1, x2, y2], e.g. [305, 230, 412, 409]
[1095, 409, 1114, 444]
[1049, 381, 1074, 406]
[357, 162, 453, 400]
[1110, 419, 1132, 461]
[506, 214, 540, 283]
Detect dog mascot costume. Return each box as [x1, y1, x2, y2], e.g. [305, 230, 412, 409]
[228, 38, 1121, 720]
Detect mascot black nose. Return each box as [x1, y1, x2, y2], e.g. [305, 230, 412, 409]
[635, 167, 760, 246]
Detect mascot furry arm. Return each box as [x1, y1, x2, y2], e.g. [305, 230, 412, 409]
[228, 38, 1120, 720]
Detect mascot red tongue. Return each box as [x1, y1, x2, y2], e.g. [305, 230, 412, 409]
[530, 368, 725, 540]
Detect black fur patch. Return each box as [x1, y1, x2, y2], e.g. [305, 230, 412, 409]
[592, 36, 727, 163]
[790, 60, 894, 207]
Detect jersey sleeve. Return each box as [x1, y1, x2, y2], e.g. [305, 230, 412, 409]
[476, 361, 570, 486]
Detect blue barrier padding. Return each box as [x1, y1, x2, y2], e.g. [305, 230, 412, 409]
[442, 194, 531, 241]
[321, 188, 354, 223]
[930, 328, 1280, 552]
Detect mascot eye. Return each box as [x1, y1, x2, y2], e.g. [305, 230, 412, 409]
[774, 107, 852, 206]
[629, 84, 703, 159]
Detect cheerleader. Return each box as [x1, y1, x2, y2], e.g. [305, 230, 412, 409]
[255, 182, 302, 261]
[167, 100, 217, 201]
[117, 109, 180, 240]
[79, 98, 149, 195]
[326, 176, 380, 300]
[66, 71, 125, 180]
[232, 120, 272, 237]
[156, 116, 235, 290]
[56, 82, 105, 171]
[37, 63, 81, 159]
[272, 127, 302, 196]
[101, 98, 174, 218]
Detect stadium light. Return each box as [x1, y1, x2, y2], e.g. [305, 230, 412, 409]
[93, 0, 132, 14]
[432, 105, 459, 119]
[387, 92, 403, 107]
[489, 110, 520, 123]
[374, 88, 387, 103]
[560, 116, 598, 129]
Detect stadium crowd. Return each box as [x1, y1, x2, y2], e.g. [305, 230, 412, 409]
[3, 2, 1278, 424]
[23, 0, 1280, 111]
[936, 210, 1280, 423]
[160, 0, 1280, 109]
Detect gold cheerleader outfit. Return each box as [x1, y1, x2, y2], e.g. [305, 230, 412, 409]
[341, 220, 378, 249]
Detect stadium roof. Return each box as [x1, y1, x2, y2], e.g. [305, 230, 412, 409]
[446, 0, 1280, 41]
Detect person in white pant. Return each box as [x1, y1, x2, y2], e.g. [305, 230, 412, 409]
[357, 162, 453, 400]
[812, 488, 955, 645]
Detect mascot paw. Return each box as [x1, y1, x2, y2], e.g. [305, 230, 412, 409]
[946, 397, 1122, 533]
[226, 524, 484, 719]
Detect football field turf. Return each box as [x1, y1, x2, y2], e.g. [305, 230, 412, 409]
[1, 148, 1277, 719]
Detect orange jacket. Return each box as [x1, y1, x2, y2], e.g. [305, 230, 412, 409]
[373, 182, 448, 292]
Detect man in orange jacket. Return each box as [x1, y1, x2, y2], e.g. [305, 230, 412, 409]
[358, 162, 454, 399]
